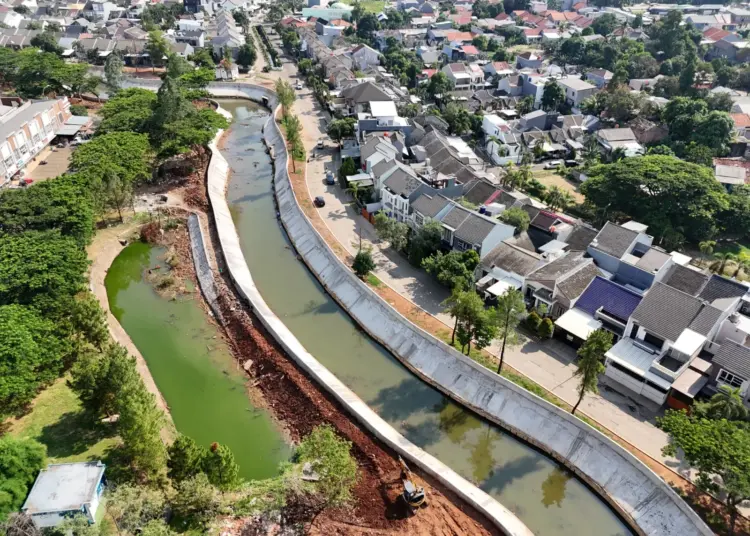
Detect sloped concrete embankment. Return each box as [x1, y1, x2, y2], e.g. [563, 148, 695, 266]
[202, 87, 534, 536]
[261, 102, 714, 536]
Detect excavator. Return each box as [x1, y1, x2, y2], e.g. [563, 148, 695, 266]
[399, 456, 428, 516]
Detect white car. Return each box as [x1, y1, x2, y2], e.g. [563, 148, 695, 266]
[295, 81, 303, 90]
[543, 160, 563, 169]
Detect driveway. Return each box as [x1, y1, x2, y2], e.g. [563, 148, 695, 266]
[25, 145, 73, 182]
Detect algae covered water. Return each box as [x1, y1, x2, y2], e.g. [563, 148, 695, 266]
[105, 241, 290, 480]
[221, 99, 632, 536]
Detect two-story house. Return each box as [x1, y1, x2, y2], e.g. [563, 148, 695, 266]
[441, 63, 485, 91]
[339, 81, 393, 116]
[477, 238, 546, 301]
[438, 204, 515, 259]
[351, 44, 381, 71]
[557, 76, 597, 108]
[516, 51, 543, 69]
[523, 252, 601, 318]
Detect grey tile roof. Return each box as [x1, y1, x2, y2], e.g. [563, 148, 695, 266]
[688, 306, 723, 336]
[636, 248, 671, 273]
[564, 224, 597, 251]
[384, 170, 422, 197]
[455, 212, 498, 246]
[714, 341, 750, 380]
[557, 262, 601, 301]
[631, 283, 704, 342]
[662, 264, 709, 296]
[590, 222, 637, 258]
[527, 252, 587, 283]
[481, 241, 542, 275]
[440, 205, 471, 229]
[463, 180, 497, 205]
[412, 194, 450, 218]
[340, 81, 392, 103]
[698, 275, 748, 304]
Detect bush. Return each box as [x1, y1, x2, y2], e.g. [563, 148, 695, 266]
[69, 104, 88, 116]
[538, 317, 554, 339]
[352, 249, 375, 278]
[526, 311, 541, 331]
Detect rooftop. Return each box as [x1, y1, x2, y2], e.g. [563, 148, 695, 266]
[575, 276, 643, 322]
[22, 462, 105, 515]
[589, 222, 638, 259]
[631, 283, 706, 342]
[662, 264, 710, 296]
[714, 340, 750, 379]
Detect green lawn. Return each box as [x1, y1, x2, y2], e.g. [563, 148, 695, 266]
[6, 378, 121, 463]
[715, 240, 750, 261]
[337, 0, 386, 13]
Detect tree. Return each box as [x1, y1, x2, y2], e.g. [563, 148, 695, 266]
[426, 71, 454, 101]
[104, 53, 124, 92]
[373, 212, 409, 251]
[106, 484, 167, 534]
[236, 42, 256, 71]
[538, 317, 554, 339]
[232, 9, 250, 32]
[516, 95, 534, 115]
[658, 412, 750, 535]
[541, 79, 564, 111]
[592, 13, 617, 35]
[327, 118, 357, 147]
[283, 115, 304, 172]
[98, 88, 158, 134]
[455, 301, 498, 355]
[408, 219, 442, 266]
[443, 102, 471, 135]
[581, 156, 729, 244]
[296, 425, 358, 509]
[140, 520, 177, 536]
[117, 381, 168, 482]
[706, 91, 734, 112]
[442, 286, 482, 346]
[146, 30, 170, 72]
[167, 434, 206, 482]
[202, 442, 239, 491]
[711, 252, 737, 275]
[545, 185, 574, 212]
[698, 240, 716, 259]
[338, 157, 357, 188]
[422, 250, 480, 290]
[694, 385, 749, 421]
[352, 249, 376, 278]
[0, 230, 88, 316]
[275, 78, 295, 118]
[499, 206, 530, 232]
[30, 31, 62, 54]
[103, 172, 133, 223]
[495, 289, 525, 373]
[356, 13, 381, 41]
[70, 104, 88, 117]
[71, 132, 154, 188]
[171, 474, 219, 529]
[0, 436, 46, 521]
[572, 329, 611, 414]
[2, 513, 41, 536]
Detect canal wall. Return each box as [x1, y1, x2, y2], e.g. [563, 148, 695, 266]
[253, 94, 713, 535]
[202, 89, 534, 536]
[186, 213, 224, 325]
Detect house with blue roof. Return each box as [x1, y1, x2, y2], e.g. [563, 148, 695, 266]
[554, 276, 642, 349]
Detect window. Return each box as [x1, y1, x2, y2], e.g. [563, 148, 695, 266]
[454, 239, 470, 252]
[643, 331, 664, 349]
[608, 361, 646, 382]
[718, 369, 745, 389]
[415, 213, 424, 226]
[441, 226, 453, 243]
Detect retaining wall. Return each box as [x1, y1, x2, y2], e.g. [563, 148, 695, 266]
[203, 87, 534, 536]
[186, 213, 224, 325]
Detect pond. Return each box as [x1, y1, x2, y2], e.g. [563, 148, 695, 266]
[106, 241, 291, 480]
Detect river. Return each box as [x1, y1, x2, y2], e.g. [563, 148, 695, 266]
[106, 241, 291, 480]
[220, 99, 632, 536]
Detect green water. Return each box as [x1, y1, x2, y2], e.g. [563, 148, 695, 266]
[105, 241, 291, 480]
[221, 100, 632, 536]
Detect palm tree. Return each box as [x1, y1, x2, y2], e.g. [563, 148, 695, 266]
[700, 385, 749, 421]
[346, 181, 363, 205]
[732, 258, 750, 280]
[486, 135, 508, 160]
[710, 252, 737, 275]
[545, 186, 574, 212]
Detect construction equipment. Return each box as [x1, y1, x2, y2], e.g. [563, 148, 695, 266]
[398, 456, 427, 516]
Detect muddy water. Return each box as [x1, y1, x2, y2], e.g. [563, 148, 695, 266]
[221, 100, 632, 536]
[105, 241, 291, 480]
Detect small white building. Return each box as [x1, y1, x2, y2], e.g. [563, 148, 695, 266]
[22, 462, 106, 528]
[351, 44, 381, 71]
[557, 76, 598, 108]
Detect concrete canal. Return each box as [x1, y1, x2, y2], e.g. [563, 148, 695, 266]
[105, 240, 291, 480]
[220, 99, 632, 536]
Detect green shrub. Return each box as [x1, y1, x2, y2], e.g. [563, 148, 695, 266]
[69, 104, 88, 116]
[526, 310, 541, 331]
[538, 317, 554, 339]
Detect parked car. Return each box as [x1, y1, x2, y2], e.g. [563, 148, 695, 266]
[543, 160, 563, 169]
[564, 160, 580, 168]
[325, 170, 335, 185]
[317, 139, 324, 149]
[314, 196, 325, 207]
[295, 81, 303, 90]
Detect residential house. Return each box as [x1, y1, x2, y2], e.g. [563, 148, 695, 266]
[360, 135, 400, 173]
[338, 81, 393, 117]
[381, 169, 425, 222]
[707, 341, 750, 405]
[708, 35, 750, 64]
[0, 9, 23, 28]
[436, 204, 515, 258]
[520, 73, 549, 108]
[477, 239, 545, 301]
[22, 462, 106, 528]
[516, 51, 543, 69]
[0, 97, 72, 186]
[587, 221, 673, 292]
[557, 77, 597, 108]
[410, 193, 453, 228]
[728, 7, 750, 25]
[585, 68, 612, 89]
[441, 63, 485, 91]
[212, 9, 244, 59]
[351, 44, 380, 71]
[555, 276, 643, 348]
[83, 0, 117, 21]
[715, 163, 747, 190]
[484, 61, 514, 79]
[595, 127, 644, 157]
[524, 252, 601, 318]
[175, 29, 205, 48]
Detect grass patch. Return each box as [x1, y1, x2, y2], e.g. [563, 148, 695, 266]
[337, 0, 386, 11]
[6, 378, 120, 463]
[714, 240, 750, 261]
[366, 274, 382, 287]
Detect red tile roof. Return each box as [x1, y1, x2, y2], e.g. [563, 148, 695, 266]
[446, 31, 474, 42]
[461, 45, 479, 54]
[450, 14, 472, 24]
[495, 12, 509, 20]
[421, 68, 437, 78]
[731, 113, 750, 128]
[572, 1, 586, 9]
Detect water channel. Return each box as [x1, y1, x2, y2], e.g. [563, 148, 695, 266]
[105, 241, 291, 480]
[220, 99, 632, 536]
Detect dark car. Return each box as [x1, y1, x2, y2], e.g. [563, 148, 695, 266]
[314, 196, 325, 208]
[565, 160, 580, 168]
[325, 170, 335, 185]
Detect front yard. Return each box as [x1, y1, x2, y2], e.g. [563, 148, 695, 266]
[532, 169, 586, 204]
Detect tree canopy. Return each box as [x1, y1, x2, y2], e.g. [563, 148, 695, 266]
[0, 436, 46, 521]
